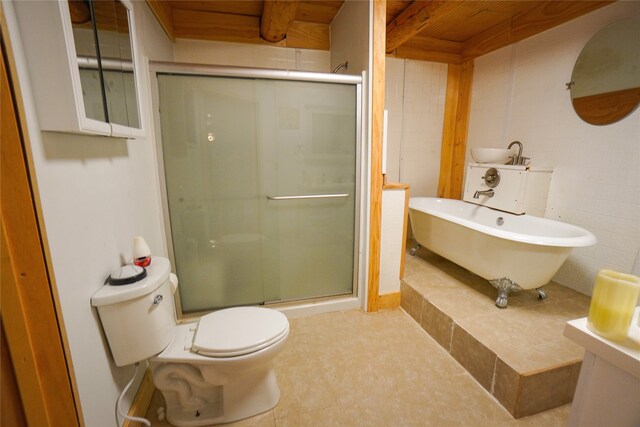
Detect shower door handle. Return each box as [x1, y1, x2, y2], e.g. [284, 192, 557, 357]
[267, 193, 349, 201]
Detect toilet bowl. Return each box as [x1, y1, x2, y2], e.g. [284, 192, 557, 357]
[91, 257, 289, 427]
[149, 307, 289, 426]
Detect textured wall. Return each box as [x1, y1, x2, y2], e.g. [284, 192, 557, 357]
[466, 2, 640, 295]
[174, 39, 330, 71]
[384, 58, 447, 195]
[6, 2, 173, 425]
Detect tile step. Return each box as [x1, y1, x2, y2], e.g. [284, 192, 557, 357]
[401, 280, 582, 418]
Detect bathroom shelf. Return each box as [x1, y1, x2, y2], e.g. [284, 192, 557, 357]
[564, 308, 640, 379]
[564, 308, 640, 426]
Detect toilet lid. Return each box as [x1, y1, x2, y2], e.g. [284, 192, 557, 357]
[192, 307, 289, 357]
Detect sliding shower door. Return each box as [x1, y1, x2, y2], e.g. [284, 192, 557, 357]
[157, 71, 359, 313]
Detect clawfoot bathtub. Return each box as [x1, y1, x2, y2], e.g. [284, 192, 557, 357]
[408, 198, 596, 308]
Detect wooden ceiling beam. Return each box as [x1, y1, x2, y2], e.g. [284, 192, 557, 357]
[462, 0, 614, 60]
[296, 1, 344, 24]
[170, 1, 263, 17]
[173, 8, 263, 44]
[146, 0, 175, 41]
[393, 35, 462, 64]
[284, 20, 330, 50]
[172, 8, 329, 50]
[261, 0, 300, 43]
[386, 0, 447, 54]
[68, 0, 91, 24]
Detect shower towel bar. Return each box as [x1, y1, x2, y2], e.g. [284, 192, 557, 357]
[267, 193, 349, 200]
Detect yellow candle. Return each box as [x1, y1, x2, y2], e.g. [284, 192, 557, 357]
[587, 270, 640, 342]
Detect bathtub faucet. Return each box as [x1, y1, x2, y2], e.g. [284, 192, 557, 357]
[474, 189, 494, 199]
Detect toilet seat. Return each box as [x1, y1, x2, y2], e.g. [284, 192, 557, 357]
[192, 307, 289, 358]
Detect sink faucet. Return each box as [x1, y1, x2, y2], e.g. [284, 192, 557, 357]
[508, 141, 523, 165]
[474, 189, 494, 199]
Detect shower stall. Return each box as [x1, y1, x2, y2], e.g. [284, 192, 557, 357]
[151, 64, 363, 316]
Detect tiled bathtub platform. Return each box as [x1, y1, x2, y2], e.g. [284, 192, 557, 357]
[401, 247, 590, 418]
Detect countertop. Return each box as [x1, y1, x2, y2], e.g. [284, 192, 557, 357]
[563, 307, 640, 378]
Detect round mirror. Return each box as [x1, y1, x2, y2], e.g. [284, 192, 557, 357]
[570, 19, 640, 126]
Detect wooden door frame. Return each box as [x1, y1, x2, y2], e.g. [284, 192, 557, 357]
[1, 11, 82, 427]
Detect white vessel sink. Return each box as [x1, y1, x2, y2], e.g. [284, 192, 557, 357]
[471, 148, 512, 164]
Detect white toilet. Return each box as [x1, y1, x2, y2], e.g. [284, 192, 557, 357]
[91, 257, 289, 427]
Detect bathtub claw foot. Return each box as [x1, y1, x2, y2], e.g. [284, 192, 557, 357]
[409, 244, 422, 256]
[496, 291, 509, 308]
[489, 277, 522, 309]
[536, 288, 548, 301]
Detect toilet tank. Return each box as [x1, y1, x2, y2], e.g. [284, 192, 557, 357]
[91, 257, 177, 367]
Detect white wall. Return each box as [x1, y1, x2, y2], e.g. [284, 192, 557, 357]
[5, 2, 173, 426]
[174, 39, 329, 71]
[330, 0, 369, 75]
[330, 0, 371, 309]
[384, 58, 447, 194]
[466, 2, 640, 295]
[380, 189, 407, 294]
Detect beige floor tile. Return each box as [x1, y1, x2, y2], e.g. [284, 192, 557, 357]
[426, 287, 498, 320]
[275, 399, 408, 427]
[497, 403, 572, 426]
[430, 262, 481, 289]
[146, 308, 571, 427]
[496, 303, 569, 343]
[502, 289, 554, 309]
[224, 410, 276, 427]
[420, 298, 454, 351]
[406, 248, 587, 311]
[403, 263, 464, 297]
[399, 246, 589, 420]
[455, 313, 547, 365]
[273, 363, 340, 420]
[544, 281, 591, 302]
[516, 364, 576, 418]
[400, 281, 423, 322]
[493, 357, 520, 415]
[383, 311, 469, 380]
[322, 357, 404, 409]
[395, 372, 514, 426]
[496, 299, 590, 344]
[498, 337, 584, 374]
[450, 325, 497, 391]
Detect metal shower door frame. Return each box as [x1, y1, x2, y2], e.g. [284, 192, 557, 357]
[149, 62, 364, 321]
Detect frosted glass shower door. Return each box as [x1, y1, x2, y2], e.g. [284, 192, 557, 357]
[256, 79, 356, 303]
[158, 73, 357, 313]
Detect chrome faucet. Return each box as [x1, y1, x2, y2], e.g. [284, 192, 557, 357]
[508, 141, 523, 165]
[474, 189, 494, 199]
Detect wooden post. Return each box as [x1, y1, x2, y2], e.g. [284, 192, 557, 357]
[438, 59, 473, 199]
[260, 0, 300, 42]
[367, 0, 386, 312]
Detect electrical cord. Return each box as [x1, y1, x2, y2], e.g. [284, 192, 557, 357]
[116, 362, 151, 426]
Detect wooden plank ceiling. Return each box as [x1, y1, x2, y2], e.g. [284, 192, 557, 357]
[146, 0, 613, 63]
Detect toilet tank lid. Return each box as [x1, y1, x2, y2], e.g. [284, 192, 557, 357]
[91, 257, 171, 307]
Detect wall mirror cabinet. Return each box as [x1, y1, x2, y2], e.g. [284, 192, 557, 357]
[569, 19, 640, 126]
[13, 0, 144, 138]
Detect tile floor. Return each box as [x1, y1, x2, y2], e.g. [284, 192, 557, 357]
[401, 246, 591, 418]
[146, 308, 572, 426]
